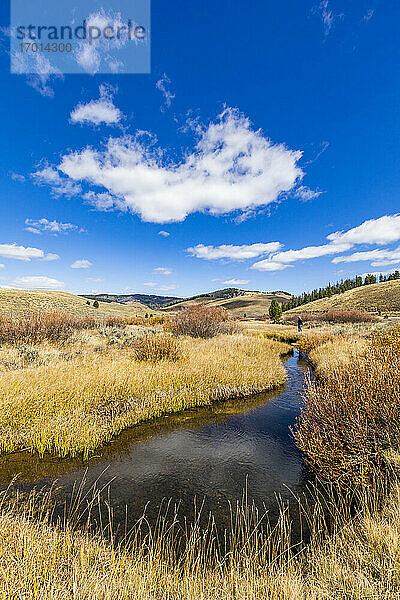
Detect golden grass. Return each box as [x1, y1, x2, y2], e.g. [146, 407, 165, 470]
[0, 333, 289, 457]
[285, 278, 400, 316]
[0, 476, 399, 598]
[244, 322, 300, 344]
[0, 288, 149, 318]
[307, 336, 367, 377]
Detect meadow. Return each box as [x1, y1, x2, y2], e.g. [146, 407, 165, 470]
[0, 308, 289, 457]
[1, 305, 400, 598]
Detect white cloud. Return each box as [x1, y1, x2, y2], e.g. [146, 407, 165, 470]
[0, 243, 46, 261]
[11, 276, 65, 290]
[158, 230, 170, 237]
[153, 267, 172, 275]
[11, 48, 63, 97]
[71, 259, 92, 269]
[327, 215, 400, 246]
[74, 9, 142, 75]
[363, 9, 374, 21]
[313, 0, 341, 36]
[371, 260, 400, 267]
[266, 242, 352, 264]
[187, 242, 282, 260]
[9, 171, 25, 183]
[252, 214, 400, 272]
[332, 246, 400, 268]
[83, 191, 124, 211]
[293, 185, 323, 202]
[57, 108, 303, 223]
[43, 253, 60, 262]
[32, 166, 82, 198]
[251, 260, 293, 272]
[156, 73, 175, 112]
[87, 277, 104, 282]
[25, 218, 84, 235]
[0, 264, 4, 269]
[222, 279, 250, 285]
[70, 85, 123, 126]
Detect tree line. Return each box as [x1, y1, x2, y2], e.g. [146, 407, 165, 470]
[282, 269, 400, 312]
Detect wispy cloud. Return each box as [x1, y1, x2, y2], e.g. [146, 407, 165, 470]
[54, 108, 303, 223]
[252, 214, 400, 272]
[333, 246, 400, 267]
[156, 73, 175, 112]
[9, 171, 25, 183]
[25, 218, 84, 235]
[313, 0, 342, 36]
[70, 84, 123, 126]
[32, 166, 82, 198]
[187, 242, 282, 260]
[363, 9, 374, 22]
[222, 279, 250, 285]
[153, 267, 172, 275]
[293, 185, 323, 202]
[71, 259, 92, 269]
[158, 230, 170, 237]
[74, 9, 139, 75]
[43, 253, 60, 262]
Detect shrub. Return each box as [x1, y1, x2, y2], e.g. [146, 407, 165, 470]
[133, 334, 181, 362]
[93, 301, 99, 309]
[0, 312, 125, 345]
[293, 328, 400, 484]
[169, 304, 231, 338]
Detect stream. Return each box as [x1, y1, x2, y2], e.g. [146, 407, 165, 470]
[0, 349, 313, 536]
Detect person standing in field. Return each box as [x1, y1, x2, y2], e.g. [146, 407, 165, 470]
[297, 315, 303, 332]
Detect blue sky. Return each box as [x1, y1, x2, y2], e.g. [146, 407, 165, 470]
[1, 0, 400, 297]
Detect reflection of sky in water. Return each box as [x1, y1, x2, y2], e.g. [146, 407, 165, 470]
[0, 353, 312, 531]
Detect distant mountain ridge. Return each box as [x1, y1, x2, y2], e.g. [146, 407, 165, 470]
[82, 287, 293, 316]
[81, 293, 182, 310]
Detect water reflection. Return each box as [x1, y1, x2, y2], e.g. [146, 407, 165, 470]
[0, 351, 312, 533]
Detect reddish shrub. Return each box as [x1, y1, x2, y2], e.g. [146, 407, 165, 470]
[169, 304, 231, 338]
[0, 311, 125, 344]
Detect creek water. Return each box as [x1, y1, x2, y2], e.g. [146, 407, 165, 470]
[0, 350, 312, 535]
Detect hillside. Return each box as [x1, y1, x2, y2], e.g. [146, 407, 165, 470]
[162, 289, 292, 318]
[0, 289, 149, 318]
[285, 279, 400, 316]
[83, 293, 182, 309]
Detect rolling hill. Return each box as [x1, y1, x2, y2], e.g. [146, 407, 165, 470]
[162, 289, 293, 318]
[285, 279, 400, 316]
[82, 293, 182, 309]
[0, 289, 149, 318]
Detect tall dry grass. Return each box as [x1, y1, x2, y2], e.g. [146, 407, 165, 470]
[0, 334, 288, 457]
[0, 473, 398, 599]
